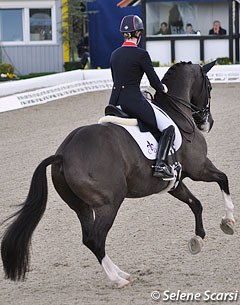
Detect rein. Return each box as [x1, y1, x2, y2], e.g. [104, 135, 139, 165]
[164, 93, 195, 134]
[147, 72, 211, 134]
[166, 73, 211, 123]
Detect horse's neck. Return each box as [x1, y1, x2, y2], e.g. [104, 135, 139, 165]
[167, 79, 192, 101]
[164, 64, 197, 105]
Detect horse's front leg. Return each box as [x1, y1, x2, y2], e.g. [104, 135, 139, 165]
[196, 158, 235, 235]
[169, 181, 205, 254]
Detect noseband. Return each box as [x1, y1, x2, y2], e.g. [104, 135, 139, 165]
[191, 74, 212, 125]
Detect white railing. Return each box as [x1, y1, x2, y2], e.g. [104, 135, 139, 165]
[0, 65, 239, 113]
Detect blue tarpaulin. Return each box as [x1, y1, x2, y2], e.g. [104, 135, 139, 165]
[87, 1, 141, 69]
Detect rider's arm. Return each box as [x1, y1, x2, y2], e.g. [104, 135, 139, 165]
[140, 51, 168, 93]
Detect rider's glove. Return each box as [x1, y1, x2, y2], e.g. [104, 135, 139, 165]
[162, 84, 168, 93]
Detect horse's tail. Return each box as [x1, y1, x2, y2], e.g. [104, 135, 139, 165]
[1, 154, 62, 281]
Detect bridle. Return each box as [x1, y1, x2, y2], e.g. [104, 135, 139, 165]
[191, 73, 212, 126]
[161, 72, 212, 128]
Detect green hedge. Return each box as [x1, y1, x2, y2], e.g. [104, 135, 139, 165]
[64, 61, 84, 71]
[152, 61, 160, 67]
[0, 63, 14, 74]
[216, 57, 232, 65]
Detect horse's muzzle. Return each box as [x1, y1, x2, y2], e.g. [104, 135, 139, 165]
[197, 113, 214, 133]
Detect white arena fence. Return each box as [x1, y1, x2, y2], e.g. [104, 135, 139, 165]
[0, 65, 239, 113]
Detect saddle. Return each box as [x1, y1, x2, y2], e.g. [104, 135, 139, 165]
[105, 105, 130, 118]
[104, 105, 161, 140]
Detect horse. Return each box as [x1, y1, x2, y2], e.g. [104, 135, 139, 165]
[1, 61, 235, 288]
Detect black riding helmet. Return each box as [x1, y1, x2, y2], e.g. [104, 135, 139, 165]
[120, 15, 144, 33]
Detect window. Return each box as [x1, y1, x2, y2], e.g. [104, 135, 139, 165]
[30, 8, 52, 41]
[0, 9, 23, 41]
[146, 1, 228, 36]
[0, 3, 55, 44]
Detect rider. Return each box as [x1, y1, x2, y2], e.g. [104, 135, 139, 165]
[109, 15, 178, 180]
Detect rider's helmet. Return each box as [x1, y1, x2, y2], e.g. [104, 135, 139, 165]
[120, 15, 144, 33]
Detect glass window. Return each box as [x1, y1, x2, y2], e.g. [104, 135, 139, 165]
[146, 1, 228, 36]
[30, 8, 52, 41]
[0, 9, 23, 41]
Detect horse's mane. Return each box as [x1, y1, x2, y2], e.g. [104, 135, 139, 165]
[162, 61, 193, 82]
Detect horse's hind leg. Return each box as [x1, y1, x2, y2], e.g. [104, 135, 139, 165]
[52, 178, 130, 287]
[77, 202, 131, 288]
[195, 158, 235, 235]
[169, 181, 205, 254]
[52, 166, 130, 287]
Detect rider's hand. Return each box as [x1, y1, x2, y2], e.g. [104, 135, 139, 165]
[162, 84, 168, 93]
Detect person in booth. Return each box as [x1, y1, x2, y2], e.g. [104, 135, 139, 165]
[185, 23, 196, 34]
[209, 20, 226, 35]
[108, 15, 181, 180]
[155, 22, 170, 35]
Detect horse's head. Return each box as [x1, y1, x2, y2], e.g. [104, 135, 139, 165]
[190, 61, 216, 132]
[158, 61, 215, 134]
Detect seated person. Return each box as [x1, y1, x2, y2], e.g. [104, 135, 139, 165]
[155, 22, 170, 35]
[185, 23, 196, 34]
[209, 20, 226, 35]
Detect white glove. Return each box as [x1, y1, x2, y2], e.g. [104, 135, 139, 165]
[162, 84, 168, 93]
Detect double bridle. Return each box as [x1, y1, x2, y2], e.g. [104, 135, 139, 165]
[191, 73, 212, 126]
[164, 73, 212, 128]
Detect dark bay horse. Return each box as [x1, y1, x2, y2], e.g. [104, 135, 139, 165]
[1, 62, 235, 288]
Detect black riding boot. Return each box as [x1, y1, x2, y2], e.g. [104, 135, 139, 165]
[153, 126, 175, 180]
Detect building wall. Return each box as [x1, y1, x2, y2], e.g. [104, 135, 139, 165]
[0, 0, 64, 75]
[1, 45, 63, 75]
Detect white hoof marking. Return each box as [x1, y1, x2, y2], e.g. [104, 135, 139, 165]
[222, 191, 234, 220]
[102, 255, 131, 288]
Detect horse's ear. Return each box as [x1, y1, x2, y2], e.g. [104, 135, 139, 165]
[202, 60, 216, 73]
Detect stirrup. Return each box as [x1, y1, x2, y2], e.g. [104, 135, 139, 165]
[153, 164, 174, 181]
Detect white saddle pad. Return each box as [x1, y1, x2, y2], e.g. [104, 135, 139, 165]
[120, 124, 158, 160]
[98, 110, 182, 160]
[98, 116, 156, 160]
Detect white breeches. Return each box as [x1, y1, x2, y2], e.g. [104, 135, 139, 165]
[150, 102, 182, 151]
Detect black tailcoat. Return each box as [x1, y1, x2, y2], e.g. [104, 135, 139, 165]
[109, 43, 165, 130]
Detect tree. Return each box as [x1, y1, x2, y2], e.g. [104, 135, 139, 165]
[62, 0, 97, 62]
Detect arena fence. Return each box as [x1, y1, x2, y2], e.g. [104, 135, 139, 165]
[0, 65, 239, 113]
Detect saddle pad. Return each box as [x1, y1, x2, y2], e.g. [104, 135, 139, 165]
[120, 124, 158, 160]
[98, 116, 158, 160]
[98, 114, 182, 160]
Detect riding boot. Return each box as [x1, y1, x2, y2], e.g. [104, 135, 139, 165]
[153, 126, 175, 180]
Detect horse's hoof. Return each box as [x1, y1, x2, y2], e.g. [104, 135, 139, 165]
[116, 278, 131, 289]
[118, 270, 131, 280]
[188, 236, 203, 255]
[220, 218, 235, 235]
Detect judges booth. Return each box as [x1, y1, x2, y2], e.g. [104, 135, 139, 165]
[140, 0, 240, 65]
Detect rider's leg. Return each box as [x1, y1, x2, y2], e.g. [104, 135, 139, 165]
[120, 98, 181, 180]
[153, 125, 175, 180]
